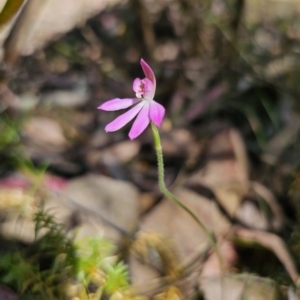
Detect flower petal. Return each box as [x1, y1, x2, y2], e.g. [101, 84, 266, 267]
[98, 98, 140, 111]
[142, 78, 154, 100]
[129, 103, 150, 140]
[149, 100, 165, 126]
[140, 59, 156, 88]
[132, 78, 141, 94]
[105, 101, 145, 132]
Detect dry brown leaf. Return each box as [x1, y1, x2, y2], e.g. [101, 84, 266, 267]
[154, 286, 181, 300]
[4, 0, 122, 63]
[45, 174, 140, 241]
[129, 187, 231, 296]
[0, 187, 39, 242]
[0, 0, 27, 56]
[188, 129, 249, 186]
[233, 226, 299, 284]
[138, 192, 157, 214]
[201, 240, 238, 278]
[41, 87, 89, 108]
[235, 201, 269, 230]
[245, 0, 300, 24]
[200, 274, 280, 300]
[251, 181, 284, 230]
[160, 128, 194, 157]
[102, 141, 141, 165]
[22, 116, 69, 162]
[0, 174, 140, 243]
[23, 116, 68, 148]
[187, 129, 284, 231]
[187, 129, 250, 217]
[0, 0, 24, 27]
[0, 188, 32, 209]
[141, 187, 231, 259]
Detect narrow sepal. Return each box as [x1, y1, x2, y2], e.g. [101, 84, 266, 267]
[105, 102, 144, 132]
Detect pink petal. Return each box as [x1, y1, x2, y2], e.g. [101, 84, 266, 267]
[98, 98, 140, 111]
[140, 59, 156, 89]
[129, 103, 150, 140]
[149, 100, 165, 126]
[142, 79, 154, 100]
[133, 78, 141, 94]
[105, 101, 145, 132]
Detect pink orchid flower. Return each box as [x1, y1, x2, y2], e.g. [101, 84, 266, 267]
[98, 59, 165, 140]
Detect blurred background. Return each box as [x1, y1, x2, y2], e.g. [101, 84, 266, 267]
[1, 0, 300, 299]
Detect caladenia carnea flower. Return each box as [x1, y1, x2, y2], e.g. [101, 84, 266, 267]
[98, 59, 165, 140]
[98, 59, 222, 271]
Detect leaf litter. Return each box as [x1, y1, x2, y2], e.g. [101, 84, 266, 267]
[1, 0, 300, 299]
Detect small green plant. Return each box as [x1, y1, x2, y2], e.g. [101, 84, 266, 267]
[0, 210, 77, 299]
[0, 209, 131, 299]
[75, 235, 129, 299]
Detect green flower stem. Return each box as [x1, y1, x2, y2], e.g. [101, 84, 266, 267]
[150, 122, 223, 268]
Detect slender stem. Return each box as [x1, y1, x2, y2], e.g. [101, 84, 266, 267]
[150, 122, 222, 267]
